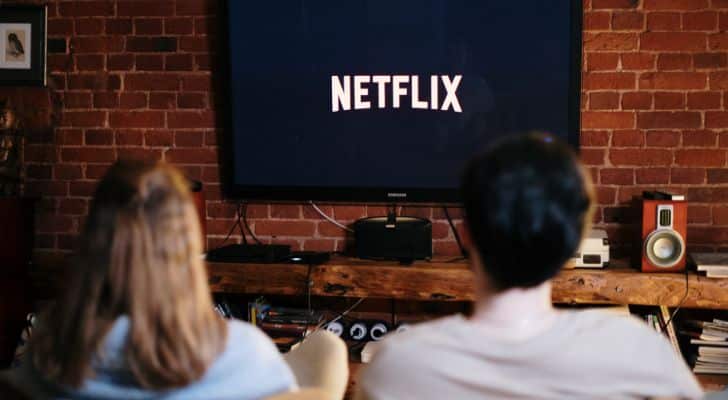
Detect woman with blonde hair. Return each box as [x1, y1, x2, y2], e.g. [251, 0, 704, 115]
[12, 160, 296, 399]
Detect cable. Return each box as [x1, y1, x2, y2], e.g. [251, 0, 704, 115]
[319, 297, 366, 329]
[661, 266, 690, 334]
[221, 202, 246, 246]
[309, 201, 354, 233]
[242, 203, 263, 244]
[443, 207, 467, 258]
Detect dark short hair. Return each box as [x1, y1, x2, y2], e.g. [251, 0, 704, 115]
[461, 132, 593, 291]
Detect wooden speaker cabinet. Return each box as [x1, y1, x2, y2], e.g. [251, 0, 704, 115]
[641, 199, 687, 273]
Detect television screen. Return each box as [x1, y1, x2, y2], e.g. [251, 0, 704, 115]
[225, 0, 581, 202]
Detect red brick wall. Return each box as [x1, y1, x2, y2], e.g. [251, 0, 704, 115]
[3, 0, 728, 257]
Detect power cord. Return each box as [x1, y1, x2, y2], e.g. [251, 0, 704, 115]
[221, 202, 247, 245]
[661, 266, 690, 334]
[443, 207, 467, 258]
[309, 201, 354, 233]
[242, 203, 263, 244]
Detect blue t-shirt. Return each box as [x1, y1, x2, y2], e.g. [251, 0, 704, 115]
[12, 317, 297, 400]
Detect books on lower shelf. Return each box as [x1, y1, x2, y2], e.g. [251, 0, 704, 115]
[692, 253, 728, 278]
[682, 319, 728, 374]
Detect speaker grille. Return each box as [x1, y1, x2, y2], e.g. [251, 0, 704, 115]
[645, 229, 685, 268]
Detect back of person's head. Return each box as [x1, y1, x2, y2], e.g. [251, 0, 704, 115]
[461, 132, 594, 292]
[32, 160, 226, 389]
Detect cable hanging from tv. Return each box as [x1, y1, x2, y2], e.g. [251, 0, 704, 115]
[309, 201, 354, 233]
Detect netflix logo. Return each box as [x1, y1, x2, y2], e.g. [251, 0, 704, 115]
[331, 74, 463, 113]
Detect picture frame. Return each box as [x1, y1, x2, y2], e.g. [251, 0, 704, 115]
[0, 5, 46, 87]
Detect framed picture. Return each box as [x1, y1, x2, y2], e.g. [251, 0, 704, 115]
[0, 5, 46, 87]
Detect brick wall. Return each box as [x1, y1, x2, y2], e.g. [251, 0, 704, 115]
[2, 0, 728, 257]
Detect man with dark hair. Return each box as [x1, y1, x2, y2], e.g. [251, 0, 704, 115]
[356, 133, 702, 399]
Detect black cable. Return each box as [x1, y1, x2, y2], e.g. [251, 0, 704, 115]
[242, 203, 263, 245]
[661, 266, 690, 334]
[443, 207, 467, 258]
[238, 203, 248, 245]
[221, 202, 245, 246]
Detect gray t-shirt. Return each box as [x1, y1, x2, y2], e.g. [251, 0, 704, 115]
[357, 311, 703, 400]
[11, 317, 296, 399]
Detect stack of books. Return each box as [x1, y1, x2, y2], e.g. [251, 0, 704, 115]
[682, 319, 728, 374]
[250, 303, 324, 352]
[691, 253, 728, 278]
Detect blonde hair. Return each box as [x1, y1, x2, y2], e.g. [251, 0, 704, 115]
[32, 160, 226, 389]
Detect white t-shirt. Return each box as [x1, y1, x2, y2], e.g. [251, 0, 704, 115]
[356, 311, 703, 400]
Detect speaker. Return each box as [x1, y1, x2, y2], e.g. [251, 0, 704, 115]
[641, 200, 687, 272]
[354, 216, 432, 261]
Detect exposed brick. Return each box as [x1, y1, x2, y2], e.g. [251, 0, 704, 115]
[582, 112, 635, 129]
[586, 53, 619, 71]
[176, 0, 218, 16]
[601, 168, 634, 184]
[694, 52, 727, 69]
[118, 1, 175, 17]
[106, 18, 133, 35]
[167, 111, 216, 128]
[639, 72, 706, 90]
[93, 92, 119, 108]
[621, 92, 652, 109]
[125, 73, 180, 91]
[61, 147, 116, 163]
[613, 129, 645, 148]
[683, 130, 718, 147]
[580, 131, 610, 146]
[177, 93, 206, 109]
[636, 168, 670, 184]
[59, 1, 114, 17]
[683, 11, 718, 30]
[709, 71, 728, 90]
[643, 0, 709, 10]
[144, 130, 174, 147]
[70, 37, 125, 53]
[126, 37, 177, 52]
[60, 111, 106, 127]
[136, 55, 164, 71]
[708, 168, 728, 183]
[165, 17, 194, 35]
[640, 32, 707, 51]
[687, 92, 722, 109]
[166, 54, 194, 71]
[621, 53, 655, 70]
[646, 131, 680, 147]
[589, 92, 620, 109]
[654, 92, 686, 110]
[85, 129, 114, 145]
[689, 205, 712, 224]
[119, 93, 147, 109]
[135, 18, 163, 35]
[706, 112, 728, 128]
[116, 130, 144, 146]
[637, 112, 702, 129]
[174, 130, 204, 147]
[593, 0, 639, 9]
[149, 92, 176, 109]
[709, 33, 728, 50]
[109, 111, 165, 128]
[108, 54, 134, 71]
[610, 149, 672, 165]
[646, 12, 681, 30]
[672, 168, 706, 184]
[675, 149, 726, 166]
[656, 54, 692, 71]
[75, 18, 104, 35]
[612, 12, 643, 30]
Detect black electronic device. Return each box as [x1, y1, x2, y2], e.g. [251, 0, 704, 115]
[206, 244, 292, 264]
[287, 251, 331, 265]
[354, 215, 432, 262]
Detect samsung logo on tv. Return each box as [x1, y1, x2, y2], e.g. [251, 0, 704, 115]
[331, 75, 462, 113]
[387, 192, 408, 198]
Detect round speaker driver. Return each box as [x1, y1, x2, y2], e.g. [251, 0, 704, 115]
[645, 229, 685, 268]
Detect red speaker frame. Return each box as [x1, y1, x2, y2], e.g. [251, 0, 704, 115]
[641, 199, 687, 273]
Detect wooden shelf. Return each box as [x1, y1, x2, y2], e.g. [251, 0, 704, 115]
[206, 256, 728, 309]
[29, 253, 728, 309]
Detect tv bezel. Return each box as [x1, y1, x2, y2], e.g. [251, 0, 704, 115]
[221, 0, 583, 204]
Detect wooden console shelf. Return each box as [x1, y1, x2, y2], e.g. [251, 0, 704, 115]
[29, 253, 728, 309]
[206, 256, 728, 309]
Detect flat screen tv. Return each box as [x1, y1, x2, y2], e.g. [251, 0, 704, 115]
[225, 0, 582, 203]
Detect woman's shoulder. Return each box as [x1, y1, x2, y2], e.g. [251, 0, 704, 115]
[219, 319, 285, 362]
